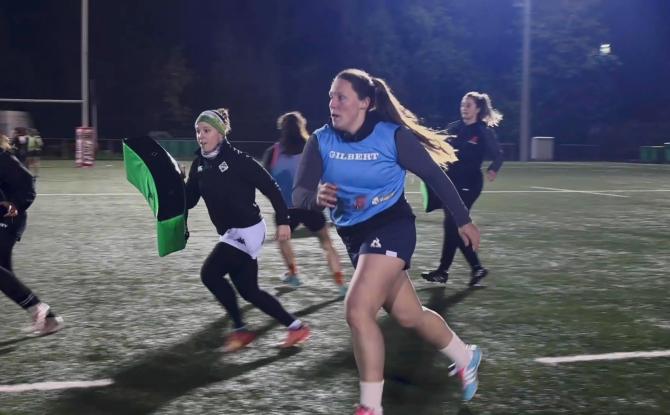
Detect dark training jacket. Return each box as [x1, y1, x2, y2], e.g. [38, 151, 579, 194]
[185, 140, 289, 235]
[0, 150, 35, 239]
[445, 120, 504, 185]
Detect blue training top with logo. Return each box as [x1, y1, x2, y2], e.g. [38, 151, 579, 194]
[314, 121, 404, 227]
[268, 143, 301, 208]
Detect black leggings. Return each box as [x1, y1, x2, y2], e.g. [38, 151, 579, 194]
[200, 242, 295, 329]
[0, 229, 40, 309]
[440, 174, 483, 271]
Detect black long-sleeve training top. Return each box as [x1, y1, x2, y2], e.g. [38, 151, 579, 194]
[293, 118, 471, 228]
[0, 150, 35, 213]
[185, 139, 289, 235]
[445, 120, 503, 183]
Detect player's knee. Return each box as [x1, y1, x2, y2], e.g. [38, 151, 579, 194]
[200, 264, 218, 287]
[345, 300, 375, 330]
[236, 285, 261, 303]
[200, 270, 213, 287]
[319, 239, 334, 252]
[278, 239, 290, 248]
[393, 310, 421, 329]
[316, 228, 331, 246]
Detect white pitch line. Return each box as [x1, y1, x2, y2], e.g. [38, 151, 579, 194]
[572, 189, 670, 193]
[535, 350, 670, 365]
[0, 378, 114, 393]
[406, 190, 578, 195]
[406, 190, 592, 194]
[38, 189, 670, 197]
[38, 193, 136, 196]
[526, 188, 670, 193]
[502, 162, 670, 169]
[406, 189, 670, 195]
[531, 186, 629, 198]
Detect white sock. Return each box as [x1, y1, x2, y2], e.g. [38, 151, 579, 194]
[360, 380, 384, 414]
[288, 319, 302, 330]
[27, 302, 49, 318]
[440, 332, 473, 369]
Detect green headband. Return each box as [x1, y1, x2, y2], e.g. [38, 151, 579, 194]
[195, 110, 230, 137]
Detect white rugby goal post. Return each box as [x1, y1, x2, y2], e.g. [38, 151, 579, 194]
[0, 0, 90, 128]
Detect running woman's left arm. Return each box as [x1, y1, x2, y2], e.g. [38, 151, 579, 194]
[484, 128, 503, 182]
[395, 128, 471, 227]
[396, 129, 480, 250]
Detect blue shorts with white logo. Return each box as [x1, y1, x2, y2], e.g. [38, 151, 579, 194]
[337, 217, 416, 270]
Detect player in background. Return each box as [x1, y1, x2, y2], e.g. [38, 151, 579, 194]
[185, 108, 310, 352]
[421, 91, 503, 286]
[0, 133, 64, 336]
[261, 111, 346, 296]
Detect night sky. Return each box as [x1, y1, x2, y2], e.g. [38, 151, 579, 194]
[1, 0, 669, 146]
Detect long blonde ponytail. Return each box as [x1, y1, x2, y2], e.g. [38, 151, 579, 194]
[335, 68, 457, 167]
[371, 77, 457, 166]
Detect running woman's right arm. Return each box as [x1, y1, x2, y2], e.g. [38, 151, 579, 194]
[292, 135, 324, 211]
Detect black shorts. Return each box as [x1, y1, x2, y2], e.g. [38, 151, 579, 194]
[337, 217, 416, 270]
[287, 208, 327, 233]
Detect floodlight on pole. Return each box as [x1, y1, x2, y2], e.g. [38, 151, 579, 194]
[599, 43, 611, 55]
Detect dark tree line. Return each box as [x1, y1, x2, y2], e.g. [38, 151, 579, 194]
[2, 0, 668, 159]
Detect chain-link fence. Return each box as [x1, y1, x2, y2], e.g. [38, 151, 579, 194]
[39, 137, 669, 163]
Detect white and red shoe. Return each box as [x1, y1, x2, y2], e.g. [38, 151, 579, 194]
[353, 405, 381, 415]
[278, 324, 311, 348]
[27, 303, 64, 336]
[221, 329, 257, 353]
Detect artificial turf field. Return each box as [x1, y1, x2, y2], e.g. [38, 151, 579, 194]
[1, 160, 669, 415]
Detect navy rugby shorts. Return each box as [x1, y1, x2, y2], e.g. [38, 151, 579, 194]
[287, 208, 327, 233]
[338, 217, 416, 270]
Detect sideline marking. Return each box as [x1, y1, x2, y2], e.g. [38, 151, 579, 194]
[38, 193, 136, 196]
[406, 189, 670, 195]
[0, 379, 113, 393]
[38, 189, 670, 197]
[535, 350, 670, 365]
[531, 186, 628, 198]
